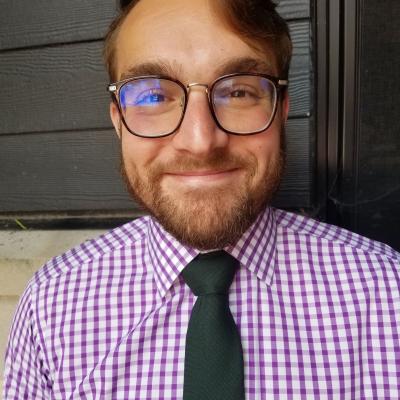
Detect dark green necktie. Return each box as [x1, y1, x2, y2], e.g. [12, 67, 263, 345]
[182, 250, 245, 400]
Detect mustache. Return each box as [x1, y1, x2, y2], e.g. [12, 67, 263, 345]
[147, 149, 256, 177]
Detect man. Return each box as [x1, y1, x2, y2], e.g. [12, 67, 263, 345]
[4, 0, 400, 398]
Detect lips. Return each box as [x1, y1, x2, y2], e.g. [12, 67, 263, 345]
[165, 168, 238, 177]
[162, 168, 241, 187]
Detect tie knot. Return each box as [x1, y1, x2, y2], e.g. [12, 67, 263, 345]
[182, 251, 239, 296]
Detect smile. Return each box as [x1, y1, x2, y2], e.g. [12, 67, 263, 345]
[163, 169, 241, 185]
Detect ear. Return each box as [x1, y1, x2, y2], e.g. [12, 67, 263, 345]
[110, 101, 122, 139]
[281, 90, 290, 124]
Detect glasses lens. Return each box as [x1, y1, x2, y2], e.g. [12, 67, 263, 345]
[119, 78, 185, 137]
[212, 75, 277, 134]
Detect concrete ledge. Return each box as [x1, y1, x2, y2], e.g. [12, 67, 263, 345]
[0, 230, 106, 262]
[0, 230, 106, 296]
[0, 229, 106, 392]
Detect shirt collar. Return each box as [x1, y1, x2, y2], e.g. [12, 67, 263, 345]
[146, 218, 198, 298]
[225, 207, 277, 286]
[147, 207, 277, 299]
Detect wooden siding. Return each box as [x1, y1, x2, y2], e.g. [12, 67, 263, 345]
[0, 0, 313, 216]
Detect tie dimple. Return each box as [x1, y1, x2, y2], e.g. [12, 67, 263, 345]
[181, 250, 238, 296]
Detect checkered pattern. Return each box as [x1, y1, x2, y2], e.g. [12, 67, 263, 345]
[4, 207, 400, 399]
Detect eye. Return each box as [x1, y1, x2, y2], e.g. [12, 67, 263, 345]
[213, 85, 261, 107]
[230, 88, 257, 98]
[214, 82, 260, 100]
[135, 90, 166, 106]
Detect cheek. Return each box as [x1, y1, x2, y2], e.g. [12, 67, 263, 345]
[121, 134, 166, 170]
[248, 132, 281, 170]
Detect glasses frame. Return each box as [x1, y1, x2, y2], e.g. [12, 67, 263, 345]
[108, 72, 288, 138]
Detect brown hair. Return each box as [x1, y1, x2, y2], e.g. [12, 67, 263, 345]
[103, 0, 292, 81]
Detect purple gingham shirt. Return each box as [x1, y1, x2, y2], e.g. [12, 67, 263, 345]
[4, 207, 400, 399]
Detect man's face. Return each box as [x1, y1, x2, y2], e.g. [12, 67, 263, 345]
[110, 0, 289, 250]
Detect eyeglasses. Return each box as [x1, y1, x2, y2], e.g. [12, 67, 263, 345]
[108, 73, 288, 138]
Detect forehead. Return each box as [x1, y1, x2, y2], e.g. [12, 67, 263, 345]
[114, 0, 277, 81]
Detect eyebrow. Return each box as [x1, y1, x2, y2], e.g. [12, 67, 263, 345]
[119, 61, 181, 81]
[215, 57, 276, 77]
[118, 57, 276, 82]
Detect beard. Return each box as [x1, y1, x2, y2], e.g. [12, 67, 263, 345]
[120, 133, 286, 250]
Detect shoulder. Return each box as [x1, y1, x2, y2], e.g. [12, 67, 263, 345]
[273, 208, 400, 265]
[30, 216, 152, 289]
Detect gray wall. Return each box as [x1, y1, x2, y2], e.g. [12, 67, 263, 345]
[0, 0, 313, 219]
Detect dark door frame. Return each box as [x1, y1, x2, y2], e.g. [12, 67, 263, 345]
[314, 0, 361, 229]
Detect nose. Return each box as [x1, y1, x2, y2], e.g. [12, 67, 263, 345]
[171, 84, 229, 156]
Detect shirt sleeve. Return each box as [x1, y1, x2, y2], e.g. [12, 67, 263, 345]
[3, 284, 51, 399]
